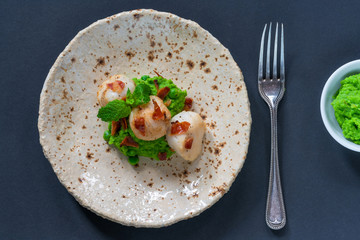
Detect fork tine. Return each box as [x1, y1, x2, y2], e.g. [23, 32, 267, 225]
[273, 23, 279, 79]
[258, 24, 267, 81]
[266, 23, 272, 80]
[280, 23, 285, 80]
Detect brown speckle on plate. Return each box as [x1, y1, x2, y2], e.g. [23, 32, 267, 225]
[96, 57, 105, 67]
[86, 152, 94, 160]
[200, 61, 206, 70]
[148, 51, 155, 61]
[125, 51, 135, 60]
[186, 60, 194, 70]
[133, 13, 143, 20]
[211, 85, 218, 90]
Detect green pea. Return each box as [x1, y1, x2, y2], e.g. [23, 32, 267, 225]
[128, 149, 137, 156]
[169, 88, 178, 98]
[128, 156, 139, 165]
[103, 130, 111, 141]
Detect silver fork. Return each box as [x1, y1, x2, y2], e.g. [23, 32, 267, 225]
[258, 23, 286, 230]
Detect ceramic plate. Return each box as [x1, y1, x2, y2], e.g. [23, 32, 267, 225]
[38, 9, 251, 227]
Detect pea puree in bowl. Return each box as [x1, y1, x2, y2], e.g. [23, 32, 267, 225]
[321, 59, 360, 152]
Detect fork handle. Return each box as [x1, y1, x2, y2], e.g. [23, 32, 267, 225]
[266, 107, 286, 230]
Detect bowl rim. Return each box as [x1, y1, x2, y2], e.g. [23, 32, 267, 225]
[320, 59, 360, 152]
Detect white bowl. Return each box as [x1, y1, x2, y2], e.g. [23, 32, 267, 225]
[320, 59, 360, 152]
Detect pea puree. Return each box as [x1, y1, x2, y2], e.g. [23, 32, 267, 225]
[104, 123, 175, 161]
[332, 73, 360, 144]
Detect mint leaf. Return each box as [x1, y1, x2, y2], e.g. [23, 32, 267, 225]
[126, 89, 135, 105]
[126, 84, 151, 107]
[97, 100, 131, 122]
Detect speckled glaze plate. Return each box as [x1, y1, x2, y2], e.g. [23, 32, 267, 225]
[38, 9, 251, 227]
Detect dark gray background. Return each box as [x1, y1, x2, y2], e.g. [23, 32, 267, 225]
[1, 0, 360, 239]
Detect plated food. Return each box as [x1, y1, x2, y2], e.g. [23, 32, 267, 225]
[97, 74, 205, 164]
[38, 9, 251, 227]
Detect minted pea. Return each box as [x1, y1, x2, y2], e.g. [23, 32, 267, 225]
[128, 156, 139, 165]
[103, 130, 111, 141]
[128, 149, 137, 155]
[169, 88, 178, 98]
[141, 75, 150, 80]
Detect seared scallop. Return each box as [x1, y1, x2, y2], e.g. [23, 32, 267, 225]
[97, 74, 135, 106]
[129, 96, 171, 141]
[166, 111, 205, 161]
